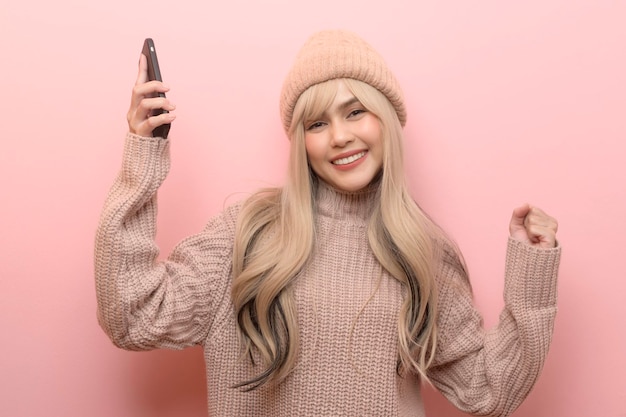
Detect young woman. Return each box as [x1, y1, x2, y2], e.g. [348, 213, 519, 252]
[95, 30, 560, 416]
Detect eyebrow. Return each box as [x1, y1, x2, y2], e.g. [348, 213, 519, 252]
[319, 97, 361, 118]
[304, 97, 363, 126]
[336, 97, 361, 111]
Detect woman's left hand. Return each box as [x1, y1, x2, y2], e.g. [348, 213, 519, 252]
[509, 205, 558, 249]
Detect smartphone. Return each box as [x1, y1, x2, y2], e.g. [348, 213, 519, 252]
[142, 38, 170, 139]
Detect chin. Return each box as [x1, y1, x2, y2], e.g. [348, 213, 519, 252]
[334, 180, 373, 192]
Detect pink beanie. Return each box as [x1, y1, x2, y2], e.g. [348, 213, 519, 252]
[279, 30, 407, 134]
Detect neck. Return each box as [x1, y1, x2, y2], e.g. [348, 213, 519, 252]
[313, 178, 380, 224]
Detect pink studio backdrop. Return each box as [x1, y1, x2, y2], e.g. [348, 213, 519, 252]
[1, 1, 625, 416]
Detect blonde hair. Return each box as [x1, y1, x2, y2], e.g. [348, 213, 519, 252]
[231, 78, 467, 390]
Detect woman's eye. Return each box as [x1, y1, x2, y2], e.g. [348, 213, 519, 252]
[348, 109, 365, 118]
[306, 121, 324, 131]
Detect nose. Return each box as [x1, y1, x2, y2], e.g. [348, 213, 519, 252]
[330, 121, 354, 147]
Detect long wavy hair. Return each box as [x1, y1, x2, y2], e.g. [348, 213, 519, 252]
[231, 78, 467, 391]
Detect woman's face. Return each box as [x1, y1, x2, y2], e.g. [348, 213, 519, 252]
[303, 80, 383, 192]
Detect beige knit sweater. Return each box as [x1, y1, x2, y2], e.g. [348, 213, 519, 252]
[95, 133, 561, 417]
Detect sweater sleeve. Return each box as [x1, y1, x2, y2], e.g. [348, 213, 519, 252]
[94, 133, 238, 351]
[427, 237, 561, 417]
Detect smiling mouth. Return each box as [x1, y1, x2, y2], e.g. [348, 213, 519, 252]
[332, 151, 366, 165]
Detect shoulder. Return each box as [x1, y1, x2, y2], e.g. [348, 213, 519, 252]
[202, 200, 244, 239]
[202, 187, 283, 238]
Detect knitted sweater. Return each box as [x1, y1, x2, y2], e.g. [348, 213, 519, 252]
[95, 133, 561, 417]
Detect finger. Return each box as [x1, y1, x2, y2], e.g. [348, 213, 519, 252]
[509, 204, 531, 234]
[136, 53, 148, 86]
[129, 97, 176, 136]
[133, 80, 170, 97]
[132, 111, 177, 137]
[129, 81, 171, 116]
[128, 95, 173, 129]
[512, 204, 531, 222]
[138, 96, 176, 118]
[524, 207, 558, 232]
[525, 224, 557, 248]
[145, 111, 176, 132]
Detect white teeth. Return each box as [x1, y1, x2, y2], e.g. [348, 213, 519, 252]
[332, 151, 366, 165]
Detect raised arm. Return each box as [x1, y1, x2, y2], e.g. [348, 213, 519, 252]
[94, 55, 236, 351]
[428, 206, 561, 417]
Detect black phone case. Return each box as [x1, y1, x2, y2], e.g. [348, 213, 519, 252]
[142, 38, 170, 139]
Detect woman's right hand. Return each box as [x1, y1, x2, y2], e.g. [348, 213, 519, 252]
[127, 53, 176, 137]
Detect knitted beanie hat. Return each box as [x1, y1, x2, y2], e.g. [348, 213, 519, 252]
[279, 30, 407, 134]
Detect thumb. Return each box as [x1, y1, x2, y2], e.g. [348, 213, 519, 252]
[509, 204, 531, 234]
[136, 53, 148, 85]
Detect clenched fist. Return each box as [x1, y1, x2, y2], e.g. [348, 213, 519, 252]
[509, 205, 558, 249]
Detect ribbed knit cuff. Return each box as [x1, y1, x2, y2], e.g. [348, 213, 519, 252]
[121, 132, 171, 190]
[503, 237, 561, 310]
[125, 132, 170, 154]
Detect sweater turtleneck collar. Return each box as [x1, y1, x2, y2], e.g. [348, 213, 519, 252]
[313, 178, 380, 225]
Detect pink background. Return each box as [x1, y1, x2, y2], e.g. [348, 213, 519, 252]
[1, 0, 625, 416]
